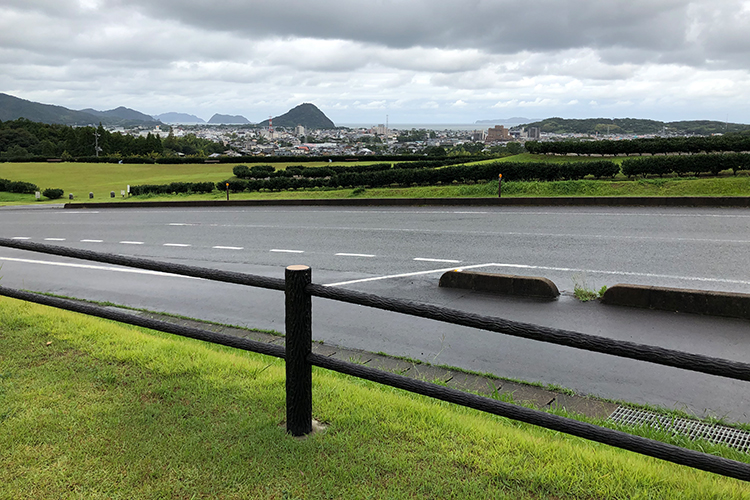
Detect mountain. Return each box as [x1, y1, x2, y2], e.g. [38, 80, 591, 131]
[0, 92, 102, 125]
[475, 117, 535, 127]
[518, 117, 750, 135]
[155, 112, 206, 124]
[208, 113, 250, 124]
[0, 93, 160, 127]
[258, 103, 335, 129]
[81, 106, 159, 123]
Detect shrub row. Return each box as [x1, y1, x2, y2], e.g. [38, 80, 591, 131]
[217, 160, 620, 193]
[621, 153, 750, 177]
[129, 182, 215, 196]
[0, 178, 40, 194]
[526, 135, 750, 156]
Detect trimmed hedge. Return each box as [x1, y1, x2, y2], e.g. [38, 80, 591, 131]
[129, 182, 215, 196]
[215, 160, 620, 193]
[621, 153, 750, 178]
[526, 135, 750, 156]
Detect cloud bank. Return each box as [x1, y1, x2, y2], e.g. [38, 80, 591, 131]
[1, 0, 749, 123]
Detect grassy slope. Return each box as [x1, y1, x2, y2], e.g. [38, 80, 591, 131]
[1, 158, 750, 206]
[1, 297, 748, 498]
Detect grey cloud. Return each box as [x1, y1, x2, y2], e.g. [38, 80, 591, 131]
[115, 0, 733, 65]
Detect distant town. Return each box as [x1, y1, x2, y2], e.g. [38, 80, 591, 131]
[109, 121, 723, 158]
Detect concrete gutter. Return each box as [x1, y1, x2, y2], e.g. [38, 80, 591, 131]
[602, 284, 750, 320]
[439, 270, 560, 299]
[63, 196, 750, 209]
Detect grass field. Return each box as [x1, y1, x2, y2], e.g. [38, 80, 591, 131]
[1, 297, 749, 498]
[1, 158, 750, 206]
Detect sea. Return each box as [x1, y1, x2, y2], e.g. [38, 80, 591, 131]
[339, 123, 491, 132]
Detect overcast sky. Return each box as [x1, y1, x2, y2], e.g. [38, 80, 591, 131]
[2, 0, 749, 125]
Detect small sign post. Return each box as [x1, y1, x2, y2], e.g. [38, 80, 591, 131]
[498, 173, 503, 198]
[226, 182, 230, 201]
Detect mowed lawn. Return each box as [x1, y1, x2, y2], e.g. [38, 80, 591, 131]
[1, 297, 749, 499]
[0, 161, 362, 201]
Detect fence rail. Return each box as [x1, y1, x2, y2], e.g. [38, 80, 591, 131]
[1, 237, 749, 482]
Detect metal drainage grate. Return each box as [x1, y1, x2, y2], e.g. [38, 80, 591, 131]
[609, 406, 750, 454]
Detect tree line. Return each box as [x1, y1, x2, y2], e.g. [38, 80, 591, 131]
[0, 118, 224, 159]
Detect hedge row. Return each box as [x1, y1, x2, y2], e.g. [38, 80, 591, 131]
[0, 178, 40, 194]
[217, 160, 620, 193]
[129, 182, 216, 196]
[526, 135, 750, 156]
[232, 163, 396, 179]
[621, 153, 750, 177]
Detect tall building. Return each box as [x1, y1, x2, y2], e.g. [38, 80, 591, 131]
[527, 127, 541, 139]
[486, 125, 510, 142]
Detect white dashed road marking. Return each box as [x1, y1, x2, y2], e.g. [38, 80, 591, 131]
[414, 257, 461, 264]
[44, 238, 66, 241]
[271, 249, 304, 253]
[11, 237, 30, 240]
[81, 239, 103, 243]
[336, 253, 376, 258]
[164, 243, 191, 247]
[119, 241, 144, 245]
[213, 246, 244, 250]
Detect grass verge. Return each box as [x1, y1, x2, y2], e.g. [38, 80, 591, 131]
[1, 297, 749, 498]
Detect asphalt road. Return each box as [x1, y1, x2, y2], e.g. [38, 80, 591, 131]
[2, 204, 750, 421]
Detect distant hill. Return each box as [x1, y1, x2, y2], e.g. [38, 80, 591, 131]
[155, 112, 206, 124]
[80, 106, 161, 127]
[208, 113, 250, 124]
[258, 103, 335, 129]
[0, 93, 160, 127]
[0, 92, 102, 125]
[519, 117, 750, 135]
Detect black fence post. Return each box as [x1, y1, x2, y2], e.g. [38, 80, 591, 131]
[285, 265, 313, 436]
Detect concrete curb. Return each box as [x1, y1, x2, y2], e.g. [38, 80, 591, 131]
[439, 270, 560, 299]
[63, 196, 750, 209]
[602, 284, 750, 320]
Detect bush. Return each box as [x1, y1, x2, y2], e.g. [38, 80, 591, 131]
[6, 180, 39, 194]
[42, 188, 65, 200]
[233, 165, 251, 178]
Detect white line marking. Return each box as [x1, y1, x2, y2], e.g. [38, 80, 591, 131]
[11, 237, 30, 240]
[414, 257, 462, 264]
[485, 263, 750, 286]
[213, 246, 244, 250]
[164, 243, 191, 247]
[453, 211, 488, 214]
[270, 249, 304, 253]
[324, 263, 492, 287]
[119, 241, 144, 245]
[80, 239, 103, 243]
[0, 257, 200, 280]
[44, 238, 66, 241]
[336, 253, 376, 258]
[169, 223, 196, 226]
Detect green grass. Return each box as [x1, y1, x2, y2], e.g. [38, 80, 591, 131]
[2, 298, 750, 498]
[2, 158, 750, 205]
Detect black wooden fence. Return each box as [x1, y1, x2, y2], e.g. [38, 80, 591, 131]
[1, 236, 749, 482]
